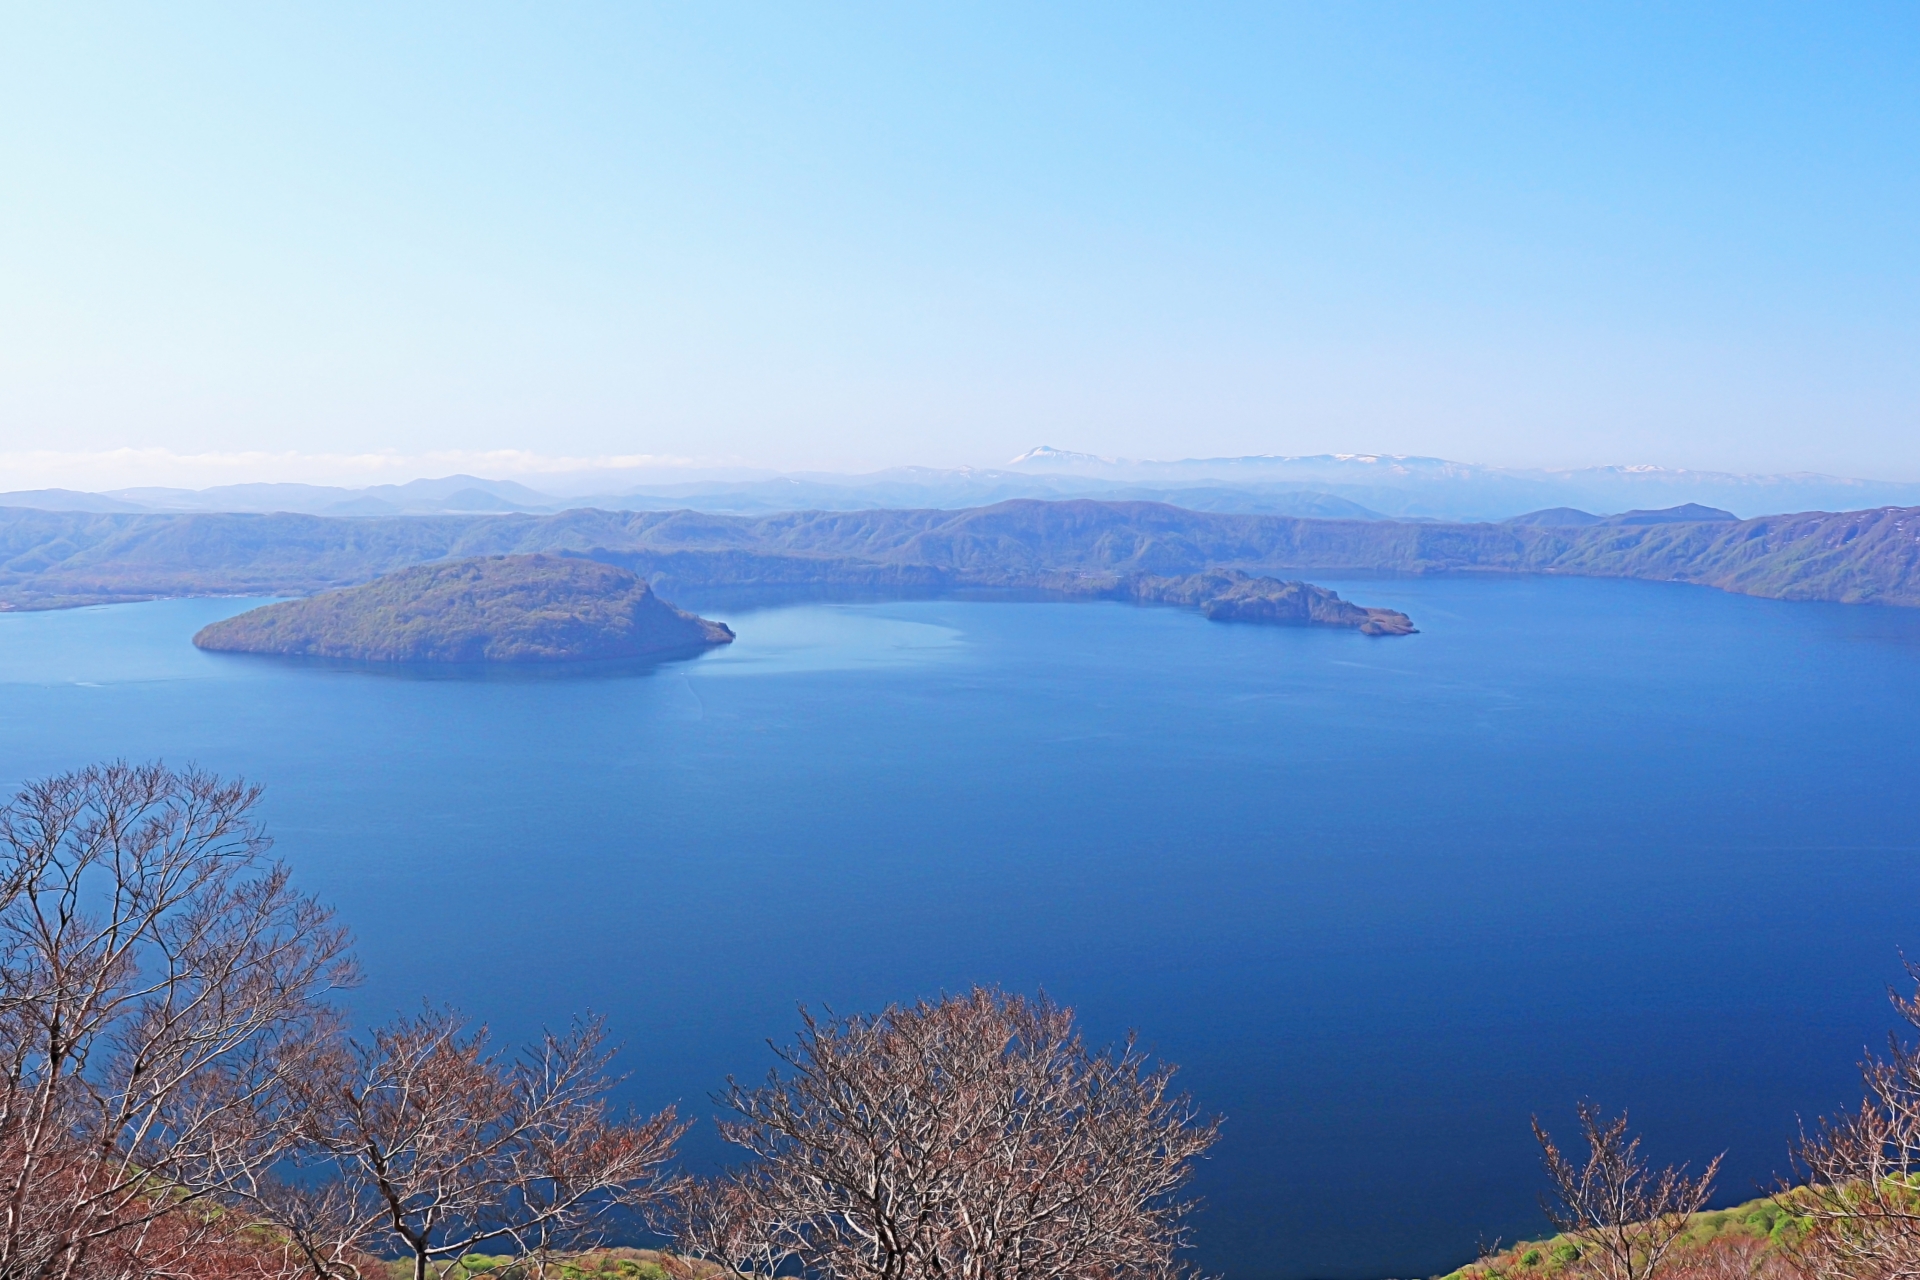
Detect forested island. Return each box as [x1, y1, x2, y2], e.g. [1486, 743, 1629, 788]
[192, 554, 734, 662]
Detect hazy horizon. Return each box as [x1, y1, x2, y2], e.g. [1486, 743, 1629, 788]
[8, 442, 1920, 497]
[4, 5, 1919, 487]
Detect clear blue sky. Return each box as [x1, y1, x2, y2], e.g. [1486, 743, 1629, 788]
[2, 3, 1917, 484]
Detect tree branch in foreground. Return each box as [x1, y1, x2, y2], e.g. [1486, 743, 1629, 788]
[1789, 959, 1920, 1280]
[259, 1007, 684, 1280]
[676, 986, 1219, 1280]
[0, 761, 357, 1280]
[1532, 1102, 1721, 1280]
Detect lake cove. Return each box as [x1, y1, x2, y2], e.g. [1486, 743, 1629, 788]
[0, 576, 1916, 1279]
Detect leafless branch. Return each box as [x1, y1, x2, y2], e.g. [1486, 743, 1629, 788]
[675, 986, 1219, 1280]
[254, 1006, 684, 1280]
[1787, 959, 1920, 1280]
[1533, 1102, 1721, 1280]
[0, 760, 357, 1280]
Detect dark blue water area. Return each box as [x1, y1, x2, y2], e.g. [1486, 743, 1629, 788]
[2, 576, 1918, 1279]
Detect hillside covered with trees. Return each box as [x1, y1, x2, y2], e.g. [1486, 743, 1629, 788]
[191, 554, 734, 663]
[0, 498, 1916, 611]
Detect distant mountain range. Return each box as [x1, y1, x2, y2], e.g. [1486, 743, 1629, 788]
[0, 475, 565, 517]
[1002, 447, 1920, 520]
[0, 471, 1390, 521]
[4, 450, 1917, 522]
[2, 498, 1915, 612]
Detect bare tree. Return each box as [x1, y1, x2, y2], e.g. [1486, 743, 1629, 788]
[257, 1007, 684, 1280]
[1789, 961, 1920, 1280]
[1658, 1234, 1800, 1280]
[1532, 1102, 1722, 1280]
[0, 761, 356, 1280]
[674, 986, 1220, 1280]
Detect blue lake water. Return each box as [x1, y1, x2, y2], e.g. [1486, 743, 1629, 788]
[3, 576, 1919, 1278]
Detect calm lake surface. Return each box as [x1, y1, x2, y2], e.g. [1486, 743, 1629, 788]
[3, 576, 1919, 1278]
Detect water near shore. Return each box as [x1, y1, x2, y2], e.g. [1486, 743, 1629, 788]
[2, 578, 1919, 1279]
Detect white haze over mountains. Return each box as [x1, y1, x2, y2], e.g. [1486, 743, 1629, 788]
[4, 446, 1919, 523]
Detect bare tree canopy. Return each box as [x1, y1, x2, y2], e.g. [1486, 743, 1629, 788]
[258, 1007, 684, 1280]
[1533, 1102, 1721, 1280]
[1792, 960, 1920, 1280]
[0, 761, 357, 1280]
[676, 986, 1219, 1280]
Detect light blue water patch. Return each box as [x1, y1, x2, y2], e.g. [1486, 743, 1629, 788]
[690, 603, 966, 676]
[0, 598, 285, 686]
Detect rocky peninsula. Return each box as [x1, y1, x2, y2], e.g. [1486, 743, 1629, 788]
[192, 554, 734, 663]
[1054, 569, 1417, 634]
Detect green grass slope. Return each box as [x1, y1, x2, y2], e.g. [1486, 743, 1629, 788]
[1441, 1192, 1804, 1280]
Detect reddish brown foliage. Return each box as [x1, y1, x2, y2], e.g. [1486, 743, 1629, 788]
[1659, 1233, 1801, 1280]
[677, 987, 1218, 1280]
[1788, 961, 1920, 1280]
[1531, 1104, 1722, 1280]
[260, 1008, 684, 1280]
[0, 762, 355, 1280]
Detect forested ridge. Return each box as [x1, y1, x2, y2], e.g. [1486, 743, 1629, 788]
[1, 498, 1917, 609]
